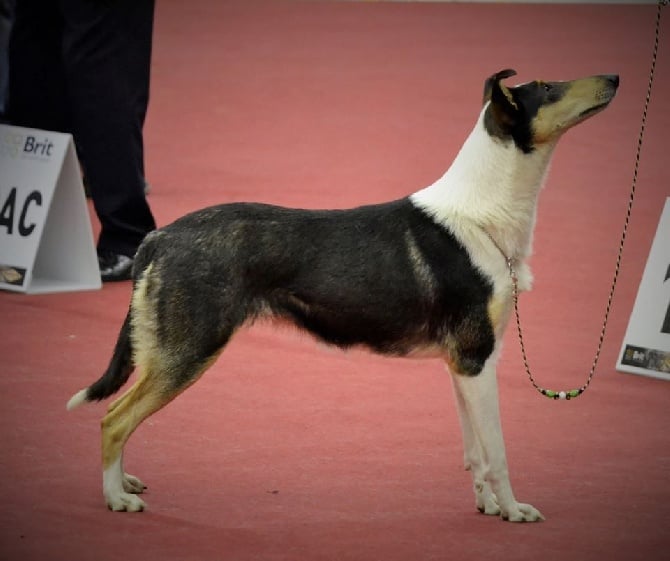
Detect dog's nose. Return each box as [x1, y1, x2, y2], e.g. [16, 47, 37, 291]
[606, 75, 620, 88]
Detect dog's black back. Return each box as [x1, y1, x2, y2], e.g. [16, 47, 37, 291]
[134, 198, 495, 376]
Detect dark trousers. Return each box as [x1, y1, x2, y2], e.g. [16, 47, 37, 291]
[8, 0, 156, 257]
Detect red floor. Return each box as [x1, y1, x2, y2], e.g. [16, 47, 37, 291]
[1, 1, 670, 560]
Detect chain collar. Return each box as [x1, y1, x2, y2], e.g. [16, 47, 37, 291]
[482, 229, 516, 272]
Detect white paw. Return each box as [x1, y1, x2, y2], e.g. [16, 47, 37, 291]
[475, 483, 501, 516]
[106, 491, 146, 512]
[123, 473, 147, 494]
[501, 502, 545, 522]
[477, 495, 501, 516]
[103, 458, 147, 511]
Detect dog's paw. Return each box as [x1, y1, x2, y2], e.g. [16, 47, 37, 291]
[106, 491, 146, 512]
[477, 496, 501, 516]
[475, 483, 501, 516]
[501, 502, 544, 523]
[122, 473, 147, 494]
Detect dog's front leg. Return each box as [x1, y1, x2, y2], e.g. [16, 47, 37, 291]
[450, 367, 501, 516]
[450, 356, 544, 522]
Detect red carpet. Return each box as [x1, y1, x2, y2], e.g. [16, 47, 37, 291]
[1, 1, 669, 560]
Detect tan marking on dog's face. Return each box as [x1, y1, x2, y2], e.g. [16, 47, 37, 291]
[532, 76, 618, 144]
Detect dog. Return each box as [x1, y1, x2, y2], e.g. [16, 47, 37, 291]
[67, 69, 618, 521]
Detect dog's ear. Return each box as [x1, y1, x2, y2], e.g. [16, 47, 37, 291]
[483, 69, 518, 130]
[482, 68, 517, 104]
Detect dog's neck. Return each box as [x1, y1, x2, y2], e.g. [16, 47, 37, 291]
[411, 107, 558, 262]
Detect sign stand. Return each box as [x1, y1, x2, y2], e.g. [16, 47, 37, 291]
[0, 124, 101, 294]
[617, 197, 670, 381]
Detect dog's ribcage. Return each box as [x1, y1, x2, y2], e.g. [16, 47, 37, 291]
[135, 199, 495, 374]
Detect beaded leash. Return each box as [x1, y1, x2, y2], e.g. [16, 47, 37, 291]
[510, 0, 667, 400]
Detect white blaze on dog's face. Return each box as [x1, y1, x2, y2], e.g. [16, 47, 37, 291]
[483, 69, 619, 153]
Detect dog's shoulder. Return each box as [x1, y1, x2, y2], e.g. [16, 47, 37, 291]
[408, 196, 532, 294]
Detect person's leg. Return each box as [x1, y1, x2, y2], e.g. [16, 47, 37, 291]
[0, 0, 15, 120]
[7, 0, 69, 132]
[60, 0, 156, 278]
[126, 1, 154, 182]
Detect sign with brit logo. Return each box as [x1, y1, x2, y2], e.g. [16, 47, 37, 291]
[0, 124, 101, 293]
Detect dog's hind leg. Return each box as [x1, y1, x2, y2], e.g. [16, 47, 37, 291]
[100, 373, 165, 512]
[100, 350, 222, 512]
[449, 351, 544, 522]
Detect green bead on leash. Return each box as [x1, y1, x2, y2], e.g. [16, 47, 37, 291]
[540, 389, 583, 401]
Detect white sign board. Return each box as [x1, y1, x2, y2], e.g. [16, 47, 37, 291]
[617, 197, 670, 381]
[0, 125, 101, 293]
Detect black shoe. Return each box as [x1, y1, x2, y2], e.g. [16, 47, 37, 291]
[98, 251, 133, 282]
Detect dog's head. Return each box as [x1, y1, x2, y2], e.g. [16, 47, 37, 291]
[482, 68, 619, 153]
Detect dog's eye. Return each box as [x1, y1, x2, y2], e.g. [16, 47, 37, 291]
[543, 83, 553, 92]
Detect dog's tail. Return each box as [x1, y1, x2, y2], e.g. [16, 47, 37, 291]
[66, 311, 134, 411]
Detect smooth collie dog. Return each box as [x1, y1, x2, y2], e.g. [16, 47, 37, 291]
[68, 69, 618, 521]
